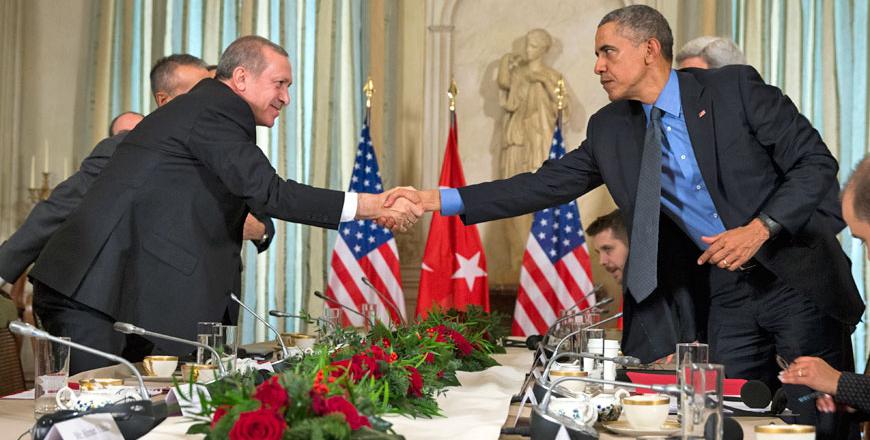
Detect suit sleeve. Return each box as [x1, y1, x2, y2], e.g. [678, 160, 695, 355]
[835, 372, 870, 415]
[0, 136, 119, 282]
[457, 120, 603, 225]
[187, 104, 345, 230]
[738, 66, 839, 234]
[250, 211, 275, 253]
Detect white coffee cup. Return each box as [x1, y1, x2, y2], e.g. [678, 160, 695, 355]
[755, 424, 815, 440]
[292, 334, 316, 351]
[548, 366, 588, 396]
[142, 355, 178, 377]
[548, 396, 598, 426]
[181, 363, 218, 383]
[622, 394, 670, 430]
[56, 385, 142, 411]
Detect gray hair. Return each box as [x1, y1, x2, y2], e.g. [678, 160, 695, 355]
[676, 36, 746, 68]
[599, 5, 673, 61]
[215, 35, 288, 80]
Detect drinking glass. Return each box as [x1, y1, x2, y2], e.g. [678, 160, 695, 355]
[196, 321, 221, 364]
[34, 337, 70, 417]
[361, 303, 379, 332]
[681, 362, 724, 440]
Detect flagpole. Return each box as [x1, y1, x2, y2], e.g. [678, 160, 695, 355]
[363, 76, 374, 126]
[448, 78, 458, 125]
[554, 77, 565, 131]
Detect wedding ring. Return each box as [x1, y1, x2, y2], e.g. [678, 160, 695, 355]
[798, 369, 804, 377]
[722, 259, 728, 266]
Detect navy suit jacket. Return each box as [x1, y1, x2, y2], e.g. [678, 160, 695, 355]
[457, 66, 863, 362]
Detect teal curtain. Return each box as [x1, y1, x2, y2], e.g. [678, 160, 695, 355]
[96, 0, 369, 344]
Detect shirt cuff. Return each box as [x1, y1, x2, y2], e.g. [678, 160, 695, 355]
[439, 188, 465, 216]
[0, 276, 5, 287]
[340, 192, 359, 222]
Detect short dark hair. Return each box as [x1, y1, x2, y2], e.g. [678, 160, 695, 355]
[215, 35, 288, 80]
[586, 209, 628, 245]
[599, 5, 674, 61]
[846, 157, 870, 221]
[108, 111, 144, 137]
[149, 54, 207, 96]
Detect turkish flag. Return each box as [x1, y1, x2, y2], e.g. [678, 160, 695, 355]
[416, 112, 489, 317]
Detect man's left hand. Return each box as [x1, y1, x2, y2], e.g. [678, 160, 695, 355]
[697, 219, 769, 271]
[243, 214, 267, 241]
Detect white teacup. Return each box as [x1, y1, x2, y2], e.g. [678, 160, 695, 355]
[181, 363, 218, 383]
[755, 424, 815, 440]
[548, 396, 598, 426]
[292, 334, 316, 351]
[56, 385, 142, 411]
[143, 355, 178, 377]
[622, 394, 670, 430]
[548, 367, 588, 396]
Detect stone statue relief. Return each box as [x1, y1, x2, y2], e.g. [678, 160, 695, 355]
[497, 29, 564, 178]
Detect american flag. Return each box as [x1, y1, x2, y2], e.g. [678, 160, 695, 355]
[511, 117, 595, 336]
[325, 120, 406, 326]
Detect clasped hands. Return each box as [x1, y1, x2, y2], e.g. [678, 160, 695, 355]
[356, 188, 441, 232]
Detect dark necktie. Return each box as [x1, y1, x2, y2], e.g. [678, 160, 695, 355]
[626, 106, 663, 303]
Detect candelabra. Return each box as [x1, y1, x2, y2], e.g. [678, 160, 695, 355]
[28, 172, 53, 203]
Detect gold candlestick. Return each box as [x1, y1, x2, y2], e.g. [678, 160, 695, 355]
[28, 172, 53, 203]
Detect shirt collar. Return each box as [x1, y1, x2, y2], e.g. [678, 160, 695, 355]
[642, 69, 681, 120]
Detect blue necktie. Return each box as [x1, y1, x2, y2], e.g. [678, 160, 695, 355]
[626, 107, 663, 303]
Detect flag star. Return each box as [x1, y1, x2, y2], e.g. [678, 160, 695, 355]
[357, 220, 365, 226]
[543, 209, 550, 213]
[551, 236, 558, 243]
[566, 212, 574, 219]
[540, 219, 548, 226]
[375, 183, 382, 190]
[552, 138, 558, 146]
[351, 176, 359, 183]
[451, 252, 487, 291]
[364, 166, 371, 173]
[568, 201, 575, 206]
[367, 140, 372, 145]
[538, 232, 546, 239]
[359, 137, 365, 143]
[549, 152, 556, 159]
[366, 153, 373, 160]
[369, 223, 377, 230]
[353, 245, 362, 253]
[549, 249, 557, 257]
[342, 227, 350, 235]
[564, 226, 572, 232]
[368, 236, 375, 243]
[563, 239, 570, 246]
[363, 180, 370, 186]
[555, 209, 561, 216]
[355, 232, 363, 239]
[553, 222, 560, 229]
[356, 150, 362, 156]
[382, 228, 390, 233]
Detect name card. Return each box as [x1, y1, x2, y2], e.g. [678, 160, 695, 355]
[46, 413, 123, 440]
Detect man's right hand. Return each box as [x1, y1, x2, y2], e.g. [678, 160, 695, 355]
[356, 187, 424, 232]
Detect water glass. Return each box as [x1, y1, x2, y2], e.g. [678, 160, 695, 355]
[361, 303, 379, 332]
[218, 325, 239, 372]
[681, 362, 724, 440]
[196, 321, 221, 364]
[322, 307, 342, 332]
[34, 337, 70, 416]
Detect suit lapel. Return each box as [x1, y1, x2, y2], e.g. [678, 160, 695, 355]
[620, 101, 647, 209]
[679, 72, 725, 218]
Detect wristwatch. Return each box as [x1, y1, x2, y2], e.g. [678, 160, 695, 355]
[259, 233, 269, 244]
[757, 212, 782, 238]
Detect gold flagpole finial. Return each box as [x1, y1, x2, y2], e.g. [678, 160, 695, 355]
[555, 77, 566, 112]
[448, 79, 458, 112]
[364, 77, 375, 109]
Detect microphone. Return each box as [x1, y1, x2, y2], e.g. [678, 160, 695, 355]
[527, 297, 615, 351]
[113, 322, 227, 377]
[268, 310, 337, 330]
[540, 375, 685, 410]
[739, 380, 772, 409]
[562, 284, 605, 313]
[540, 312, 624, 381]
[361, 277, 406, 326]
[230, 293, 289, 359]
[9, 321, 149, 400]
[313, 291, 373, 328]
[576, 351, 643, 367]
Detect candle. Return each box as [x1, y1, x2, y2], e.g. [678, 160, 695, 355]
[44, 140, 49, 172]
[63, 158, 69, 180]
[30, 156, 35, 188]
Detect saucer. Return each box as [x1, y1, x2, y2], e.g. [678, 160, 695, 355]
[602, 420, 681, 436]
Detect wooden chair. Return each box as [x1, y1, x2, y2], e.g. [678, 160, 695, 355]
[0, 327, 26, 396]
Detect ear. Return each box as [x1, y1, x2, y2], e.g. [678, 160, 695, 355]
[645, 38, 662, 64]
[231, 66, 248, 92]
[154, 92, 169, 107]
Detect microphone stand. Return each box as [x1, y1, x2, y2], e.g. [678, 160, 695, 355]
[113, 322, 227, 377]
[9, 321, 149, 400]
[541, 312, 623, 380]
[230, 293, 289, 359]
[562, 284, 604, 314]
[313, 291, 374, 329]
[361, 277, 406, 326]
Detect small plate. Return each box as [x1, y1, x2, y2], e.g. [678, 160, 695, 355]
[602, 420, 681, 437]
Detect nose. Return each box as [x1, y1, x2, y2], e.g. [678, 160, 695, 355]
[594, 56, 606, 75]
[279, 88, 290, 106]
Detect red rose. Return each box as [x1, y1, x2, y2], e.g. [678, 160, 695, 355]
[211, 405, 229, 428]
[312, 394, 371, 430]
[229, 407, 286, 440]
[435, 325, 474, 357]
[405, 366, 423, 398]
[253, 376, 289, 411]
[424, 352, 435, 364]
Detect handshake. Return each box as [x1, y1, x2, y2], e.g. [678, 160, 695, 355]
[356, 187, 441, 232]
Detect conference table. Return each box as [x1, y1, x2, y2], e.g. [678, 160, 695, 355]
[0, 347, 781, 439]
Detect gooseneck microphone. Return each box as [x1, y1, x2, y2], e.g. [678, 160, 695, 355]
[10, 321, 149, 400]
[361, 277, 406, 326]
[113, 322, 227, 377]
[230, 293, 289, 359]
[562, 284, 605, 314]
[313, 291, 374, 329]
[268, 310, 337, 330]
[541, 312, 624, 379]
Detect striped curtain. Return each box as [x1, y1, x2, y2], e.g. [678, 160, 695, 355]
[731, 0, 869, 371]
[90, 0, 368, 343]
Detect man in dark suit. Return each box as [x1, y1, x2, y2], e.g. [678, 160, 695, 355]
[0, 53, 274, 372]
[389, 5, 862, 435]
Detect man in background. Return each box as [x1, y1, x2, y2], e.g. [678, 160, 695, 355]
[586, 209, 628, 284]
[675, 36, 745, 69]
[109, 111, 144, 136]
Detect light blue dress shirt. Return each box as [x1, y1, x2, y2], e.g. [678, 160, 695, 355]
[440, 70, 725, 249]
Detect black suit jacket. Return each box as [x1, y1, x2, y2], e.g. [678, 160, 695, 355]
[29, 79, 343, 352]
[457, 66, 863, 362]
[0, 136, 276, 286]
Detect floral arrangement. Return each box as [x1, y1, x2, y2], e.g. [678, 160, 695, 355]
[186, 306, 507, 440]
